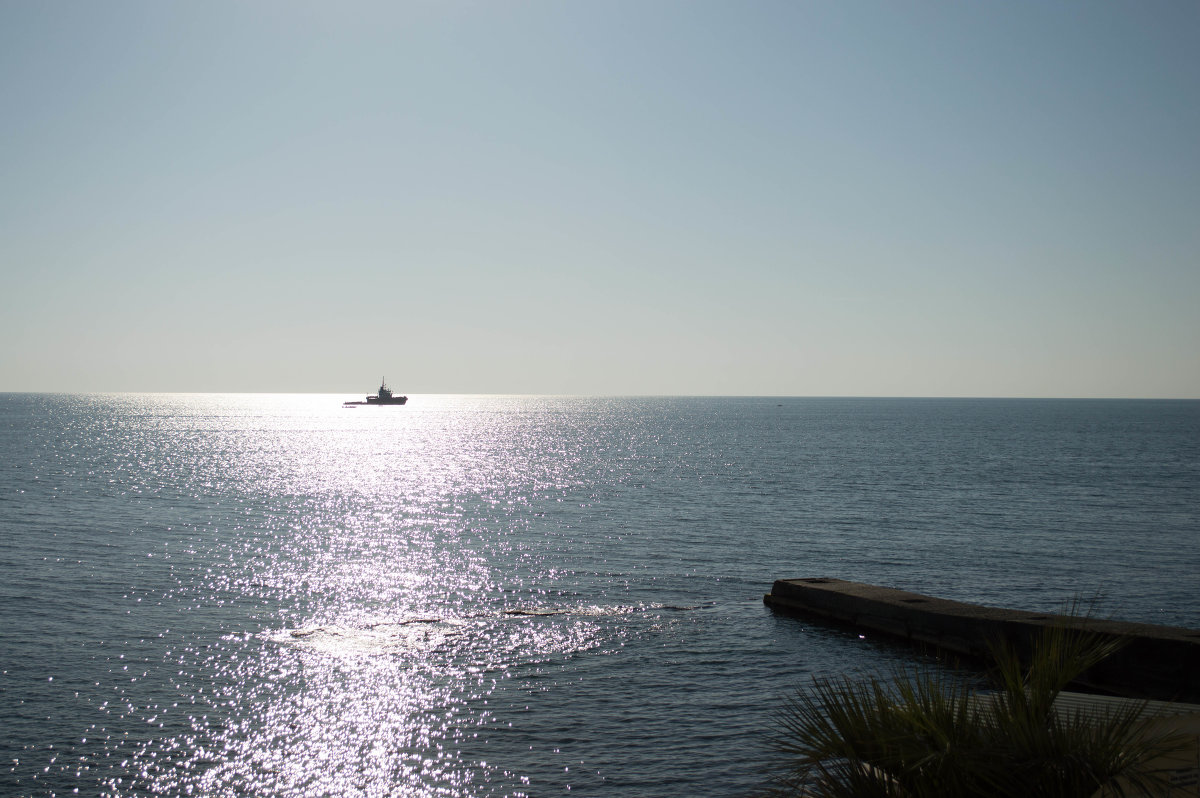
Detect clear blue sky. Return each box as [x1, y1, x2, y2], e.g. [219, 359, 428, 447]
[2, 1, 1197, 396]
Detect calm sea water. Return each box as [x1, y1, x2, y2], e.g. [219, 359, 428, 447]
[1, 394, 1198, 797]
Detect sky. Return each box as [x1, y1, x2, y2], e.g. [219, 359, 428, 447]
[2, 1, 1197, 397]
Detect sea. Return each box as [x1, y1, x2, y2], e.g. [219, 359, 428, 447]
[1, 394, 1198, 797]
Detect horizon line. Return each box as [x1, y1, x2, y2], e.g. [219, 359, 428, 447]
[2, 391, 1198, 401]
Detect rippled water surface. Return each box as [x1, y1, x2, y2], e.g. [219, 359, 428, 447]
[2, 395, 1198, 796]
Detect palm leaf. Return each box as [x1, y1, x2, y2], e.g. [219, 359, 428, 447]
[772, 615, 1195, 798]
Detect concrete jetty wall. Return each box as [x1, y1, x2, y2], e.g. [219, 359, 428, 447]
[764, 578, 1200, 703]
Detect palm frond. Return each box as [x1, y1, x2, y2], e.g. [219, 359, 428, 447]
[771, 615, 1195, 798]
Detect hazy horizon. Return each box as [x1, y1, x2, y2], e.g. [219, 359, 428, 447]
[4, 391, 1198, 402]
[3, 2, 1198, 398]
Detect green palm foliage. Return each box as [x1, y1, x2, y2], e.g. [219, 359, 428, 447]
[772, 625, 1191, 797]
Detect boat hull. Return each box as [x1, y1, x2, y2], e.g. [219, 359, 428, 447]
[343, 396, 408, 406]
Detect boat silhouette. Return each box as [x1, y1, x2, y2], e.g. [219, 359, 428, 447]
[343, 377, 408, 406]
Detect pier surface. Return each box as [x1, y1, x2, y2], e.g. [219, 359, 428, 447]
[765, 578, 1200, 702]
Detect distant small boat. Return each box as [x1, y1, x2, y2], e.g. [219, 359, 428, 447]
[343, 377, 408, 406]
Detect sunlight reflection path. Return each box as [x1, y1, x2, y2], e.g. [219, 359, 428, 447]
[120, 396, 634, 796]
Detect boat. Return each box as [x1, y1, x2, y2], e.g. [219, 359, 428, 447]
[343, 377, 408, 406]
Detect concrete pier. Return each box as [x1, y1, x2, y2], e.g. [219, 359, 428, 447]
[765, 578, 1200, 703]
